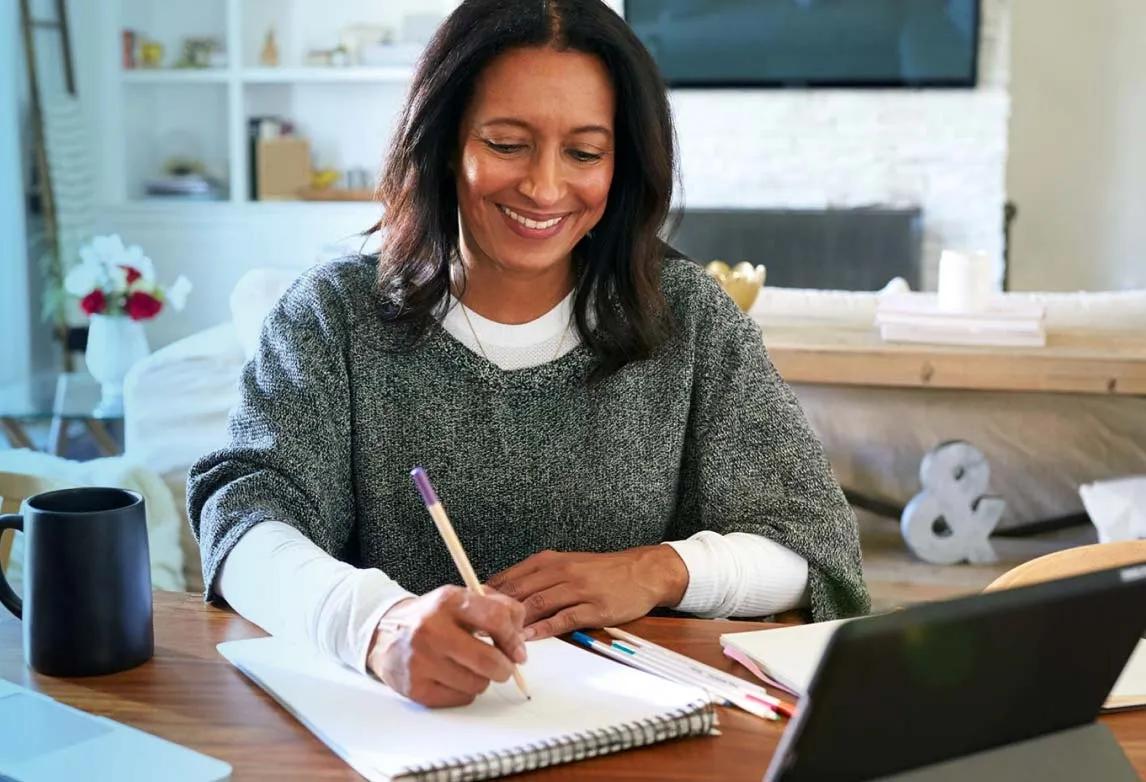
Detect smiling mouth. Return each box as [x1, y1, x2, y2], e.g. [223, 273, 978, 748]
[498, 205, 569, 231]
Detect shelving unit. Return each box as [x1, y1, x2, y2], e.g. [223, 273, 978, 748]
[241, 67, 415, 84]
[122, 69, 230, 84]
[109, 0, 457, 206]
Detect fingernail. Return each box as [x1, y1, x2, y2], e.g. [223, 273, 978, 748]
[523, 627, 537, 641]
[514, 645, 527, 663]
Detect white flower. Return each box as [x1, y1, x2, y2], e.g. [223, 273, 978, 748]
[166, 276, 193, 311]
[107, 264, 129, 291]
[72, 233, 165, 300]
[64, 262, 100, 296]
[78, 245, 101, 270]
[87, 235, 129, 265]
[121, 243, 155, 281]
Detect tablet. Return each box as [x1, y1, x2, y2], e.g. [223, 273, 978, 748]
[767, 563, 1146, 781]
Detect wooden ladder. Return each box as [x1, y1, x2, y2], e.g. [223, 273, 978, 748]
[18, 0, 77, 367]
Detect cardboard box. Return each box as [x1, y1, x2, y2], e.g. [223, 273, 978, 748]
[256, 136, 310, 200]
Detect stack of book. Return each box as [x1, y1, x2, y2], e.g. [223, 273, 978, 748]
[875, 294, 1047, 347]
[144, 174, 222, 200]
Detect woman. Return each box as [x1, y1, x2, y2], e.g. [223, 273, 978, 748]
[189, 0, 868, 709]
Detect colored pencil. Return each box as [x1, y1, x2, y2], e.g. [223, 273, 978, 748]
[604, 626, 796, 718]
[572, 633, 778, 720]
[610, 641, 784, 720]
[411, 466, 530, 701]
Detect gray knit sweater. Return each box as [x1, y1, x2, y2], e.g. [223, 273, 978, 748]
[188, 256, 869, 621]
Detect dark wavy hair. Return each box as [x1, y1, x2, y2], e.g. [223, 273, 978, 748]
[368, 0, 678, 380]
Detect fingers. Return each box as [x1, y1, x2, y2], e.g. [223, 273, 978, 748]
[486, 550, 557, 594]
[488, 567, 570, 608]
[519, 584, 581, 626]
[526, 603, 602, 640]
[368, 585, 534, 709]
[408, 678, 480, 709]
[370, 626, 480, 708]
[422, 650, 494, 697]
[453, 590, 528, 666]
[441, 625, 516, 683]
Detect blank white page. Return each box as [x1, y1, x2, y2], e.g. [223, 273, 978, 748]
[218, 636, 710, 781]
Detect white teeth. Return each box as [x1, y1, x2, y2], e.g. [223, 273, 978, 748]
[500, 206, 563, 230]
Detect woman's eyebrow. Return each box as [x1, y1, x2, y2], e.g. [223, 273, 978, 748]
[480, 117, 532, 130]
[570, 124, 613, 138]
[479, 118, 613, 138]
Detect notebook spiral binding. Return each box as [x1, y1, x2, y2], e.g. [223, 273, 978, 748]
[403, 699, 715, 782]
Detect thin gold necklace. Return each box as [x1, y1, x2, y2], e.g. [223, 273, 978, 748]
[458, 300, 572, 364]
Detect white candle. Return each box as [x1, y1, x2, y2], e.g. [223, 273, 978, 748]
[937, 249, 992, 313]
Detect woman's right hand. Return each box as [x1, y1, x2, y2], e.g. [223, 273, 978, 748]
[366, 585, 528, 708]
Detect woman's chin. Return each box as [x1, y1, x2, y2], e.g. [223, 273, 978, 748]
[487, 243, 575, 276]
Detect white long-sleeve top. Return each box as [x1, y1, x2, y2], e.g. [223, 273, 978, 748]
[217, 293, 809, 673]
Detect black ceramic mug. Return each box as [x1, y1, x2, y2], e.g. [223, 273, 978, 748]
[0, 487, 153, 676]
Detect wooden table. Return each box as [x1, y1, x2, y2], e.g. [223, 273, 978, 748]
[764, 325, 1146, 395]
[3, 592, 1146, 780]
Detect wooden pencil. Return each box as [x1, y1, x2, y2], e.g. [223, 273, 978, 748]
[411, 466, 531, 700]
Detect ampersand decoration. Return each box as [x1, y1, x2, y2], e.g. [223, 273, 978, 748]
[900, 441, 1006, 565]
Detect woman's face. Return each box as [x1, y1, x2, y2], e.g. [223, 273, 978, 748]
[456, 46, 616, 281]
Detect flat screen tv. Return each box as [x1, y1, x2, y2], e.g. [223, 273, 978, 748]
[625, 0, 980, 88]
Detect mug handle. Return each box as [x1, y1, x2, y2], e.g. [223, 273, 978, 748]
[0, 514, 22, 619]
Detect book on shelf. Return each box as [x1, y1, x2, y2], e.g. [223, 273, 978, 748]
[878, 293, 1045, 321]
[878, 322, 1047, 347]
[875, 311, 1045, 334]
[144, 173, 223, 200]
[874, 292, 1047, 347]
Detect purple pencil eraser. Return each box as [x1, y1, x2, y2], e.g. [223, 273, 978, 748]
[410, 467, 440, 506]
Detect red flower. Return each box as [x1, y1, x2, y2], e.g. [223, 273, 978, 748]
[125, 291, 163, 320]
[80, 289, 106, 315]
[120, 265, 142, 284]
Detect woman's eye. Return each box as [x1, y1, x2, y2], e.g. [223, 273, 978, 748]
[569, 149, 603, 163]
[485, 141, 525, 154]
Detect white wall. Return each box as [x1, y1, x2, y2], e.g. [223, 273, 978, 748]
[0, 1, 31, 387]
[103, 203, 380, 348]
[1006, 0, 1146, 292]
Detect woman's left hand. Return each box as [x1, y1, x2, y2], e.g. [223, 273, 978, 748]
[486, 546, 689, 640]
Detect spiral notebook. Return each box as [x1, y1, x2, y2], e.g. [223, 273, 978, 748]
[218, 636, 715, 781]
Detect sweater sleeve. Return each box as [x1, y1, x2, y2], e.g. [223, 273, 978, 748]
[187, 263, 361, 601]
[665, 531, 809, 618]
[668, 270, 870, 622]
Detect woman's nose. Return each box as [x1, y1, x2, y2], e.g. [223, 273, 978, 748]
[518, 150, 564, 206]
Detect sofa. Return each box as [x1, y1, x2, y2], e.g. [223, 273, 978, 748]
[124, 267, 1146, 593]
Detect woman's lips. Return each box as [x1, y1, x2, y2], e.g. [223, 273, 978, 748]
[498, 204, 570, 240]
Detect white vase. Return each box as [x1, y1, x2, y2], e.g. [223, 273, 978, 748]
[85, 314, 150, 417]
